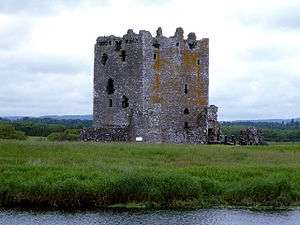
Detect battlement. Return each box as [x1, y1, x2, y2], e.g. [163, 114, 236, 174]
[96, 27, 208, 51]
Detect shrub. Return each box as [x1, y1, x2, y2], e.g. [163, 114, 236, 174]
[65, 129, 81, 135]
[47, 132, 67, 141]
[47, 130, 80, 141]
[0, 123, 27, 140]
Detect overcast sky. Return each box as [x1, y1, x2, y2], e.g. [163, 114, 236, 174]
[0, 0, 299, 120]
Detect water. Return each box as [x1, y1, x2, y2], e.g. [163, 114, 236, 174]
[0, 208, 299, 225]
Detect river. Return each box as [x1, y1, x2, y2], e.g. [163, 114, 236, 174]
[0, 208, 299, 225]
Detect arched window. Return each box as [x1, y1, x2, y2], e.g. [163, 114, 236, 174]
[106, 78, 115, 94]
[101, 53, 108, 65]
[122, 95, 129, 108]
[184, 108, 189, 114]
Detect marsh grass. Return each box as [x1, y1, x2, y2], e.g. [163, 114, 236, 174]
[0, 139, 299, 209]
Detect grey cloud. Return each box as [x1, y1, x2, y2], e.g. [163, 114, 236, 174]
[0, 71, 92, 116]
[211, 66, 300, 120]
[0, 0, 108, 15]
[0, 54, 91, 75]
[238, 4, 300, 30]
[238, 46, 295, 62]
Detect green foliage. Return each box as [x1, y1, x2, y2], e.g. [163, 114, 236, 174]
[221, 122, 300, 142]
[65, 129, 81, 135]
[0, 123, 27, 140]
[47, 130, 80, 141]
[10, 117, 92, 137]
[0, 140, 299, 209]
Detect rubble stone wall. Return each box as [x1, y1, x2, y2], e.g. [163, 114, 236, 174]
[86, 27, 219, 144]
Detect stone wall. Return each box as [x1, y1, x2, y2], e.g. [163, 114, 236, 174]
[80, 126, 130, 142]
[90, 27, 216, 144]
[239, 127, 265, 145]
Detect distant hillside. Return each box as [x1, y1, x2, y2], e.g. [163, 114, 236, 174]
[2, 115, 93, 121]
[2, 115, 299, 123]
[39, 115, 93, 120]
[223, 118, 300, 123]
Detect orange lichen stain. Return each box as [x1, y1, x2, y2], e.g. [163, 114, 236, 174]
[182, 50, 208, 107]
[154, 51, 162, 71]
[150, 51, 166, 104]
[150, 73, 161, 104]
[153, 73, 161, 90]
[182, 50, 199, 72]
[151, 95, 162, 104]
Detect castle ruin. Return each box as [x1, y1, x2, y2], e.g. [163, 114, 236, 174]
[80, 27, 220, 144]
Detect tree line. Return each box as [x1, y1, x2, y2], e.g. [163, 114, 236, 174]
[1, 117, 299, 142]
[221, 120, 300, 142]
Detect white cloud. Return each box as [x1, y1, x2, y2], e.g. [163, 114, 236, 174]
[0, 0, 299, 119]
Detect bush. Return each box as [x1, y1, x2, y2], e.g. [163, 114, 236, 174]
[0, 123, 27, 140]
[47, 132, 67, 141]
[65, 129, 81, 135]
[47, 130, 79, 141]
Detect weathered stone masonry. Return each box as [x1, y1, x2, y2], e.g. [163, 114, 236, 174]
[81, 27, 220, 144]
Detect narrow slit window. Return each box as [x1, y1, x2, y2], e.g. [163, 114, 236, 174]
[120, 50, 126, 61]
[106, 78, 115, 94]
[197, 59, 200, 65]
[184, 84, 188, 94]
[109, 99, 112, 107]
[101, 53, 108, 65]
[115, 40, 122, 51]
[184, 108, 189, 115]
[154, 53, 157, 60]
[184, 122, 189, 129]
[122, 95, 129, 108]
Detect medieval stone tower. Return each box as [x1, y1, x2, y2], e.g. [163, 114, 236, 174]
[81, 27, 220, 144]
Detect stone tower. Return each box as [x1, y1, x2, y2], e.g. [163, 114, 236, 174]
[80, 27, 220, 144]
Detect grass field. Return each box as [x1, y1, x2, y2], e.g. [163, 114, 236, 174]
[0, 139, 299, 209]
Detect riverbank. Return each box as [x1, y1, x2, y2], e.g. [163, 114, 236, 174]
[0, 140, 299, 209]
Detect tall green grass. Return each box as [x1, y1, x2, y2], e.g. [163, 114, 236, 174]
[0, 140, 299, 209]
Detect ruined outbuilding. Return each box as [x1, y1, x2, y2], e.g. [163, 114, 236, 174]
[80, 27, 220, 144]
[239, 127, 265, 145]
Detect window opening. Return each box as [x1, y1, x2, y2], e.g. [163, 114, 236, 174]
[154, 53, 157, 60]
[120, 50, 127, 61]
[109, 99, 112, 107]
[152, 42, 160, 48]
[184, 122, 189, 129]
[115, 40, 122, 51]
[101, 53, 108, 65]
[106, 78, 115, 94]
[184, 108, 189, 114]
[188, 42, 196, 50]
[184, 84, 188, 94]
[122, 95, 129, 108]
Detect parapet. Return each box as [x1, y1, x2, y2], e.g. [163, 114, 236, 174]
[95, 27, 208, 50]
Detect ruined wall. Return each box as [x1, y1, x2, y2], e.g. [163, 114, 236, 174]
[93, 29, 145, 140]
[143, 28, 209, 143]
[207, 105, 221, 143]
[89, 27, 213, 144]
